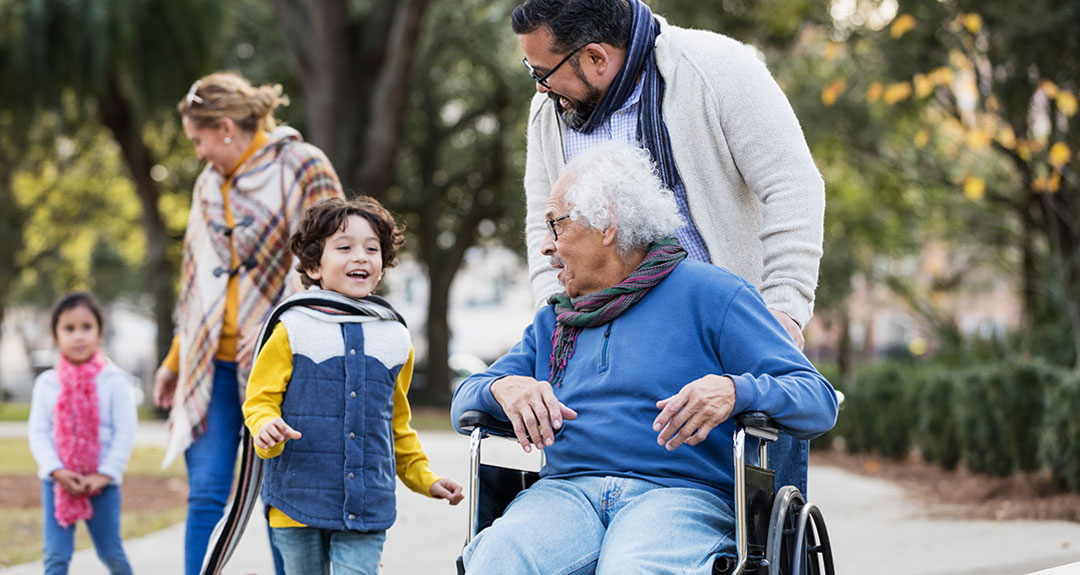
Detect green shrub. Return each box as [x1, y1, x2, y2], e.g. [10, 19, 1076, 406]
[1039, 370, 1080, 492]
[914, 369, 961, 470]
[841, 361, 914, 459]
[954, 361, 1059, 476]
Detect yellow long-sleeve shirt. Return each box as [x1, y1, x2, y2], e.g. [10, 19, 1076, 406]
[161, 129, 268, 371]
[242, 322, 440, 528]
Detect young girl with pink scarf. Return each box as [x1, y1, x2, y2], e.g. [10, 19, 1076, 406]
[28, 292, 137, 575]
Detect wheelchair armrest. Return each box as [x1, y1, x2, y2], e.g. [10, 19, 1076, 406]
[734, 411, 780, 442]
[457, 410, 517, 438]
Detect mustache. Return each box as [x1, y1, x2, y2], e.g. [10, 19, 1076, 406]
[550, 255, 565, 268]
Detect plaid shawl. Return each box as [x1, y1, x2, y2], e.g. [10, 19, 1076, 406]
[547, 238, 686, 386]
[164, 127, 344, 466]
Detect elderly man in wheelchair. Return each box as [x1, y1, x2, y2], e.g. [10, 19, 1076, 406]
[450, 142, 839, 575]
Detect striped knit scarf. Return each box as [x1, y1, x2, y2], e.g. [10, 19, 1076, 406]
[53, 351, 105, 527]
[547, 238, 686, 386]
[577, 0, 680, 194]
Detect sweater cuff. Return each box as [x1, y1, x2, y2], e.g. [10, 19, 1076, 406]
[39, 463, 63, 482]
[480, 378, 511, 419]
[759, 285, 813, 329]
[98, 463, 124, 484]
[729, 373, 757, 417]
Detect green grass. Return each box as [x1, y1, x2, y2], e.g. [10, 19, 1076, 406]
[1, 402, 165, 422]
[0, 402, 31, 421]
[0, 438, 187, 567]
[0, 439, 185, 477]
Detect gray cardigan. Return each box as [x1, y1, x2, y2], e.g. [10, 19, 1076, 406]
[523, 17, 825, 327]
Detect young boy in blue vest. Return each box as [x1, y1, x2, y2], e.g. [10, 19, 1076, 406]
[242, 197, 464, 575]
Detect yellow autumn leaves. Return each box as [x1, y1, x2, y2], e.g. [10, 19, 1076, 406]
[827, 10, 1078, 201]
[890, 14, 916, 39]
[1040, 81, 1078, 118]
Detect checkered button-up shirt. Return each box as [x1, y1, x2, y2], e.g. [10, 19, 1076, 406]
[563, 81, 710, 262]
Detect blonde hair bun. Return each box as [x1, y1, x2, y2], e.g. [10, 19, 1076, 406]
[179, 71, 289, 133]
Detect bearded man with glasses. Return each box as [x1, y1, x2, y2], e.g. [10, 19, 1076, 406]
[512, 0, 825, 500]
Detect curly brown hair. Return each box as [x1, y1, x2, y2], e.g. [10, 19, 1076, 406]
[290, 197, 405, 288]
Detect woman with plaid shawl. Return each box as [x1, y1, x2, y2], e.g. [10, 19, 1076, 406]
[152, 71, 344, 575]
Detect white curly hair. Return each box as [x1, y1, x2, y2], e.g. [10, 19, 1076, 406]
[560, 142, 683, 257]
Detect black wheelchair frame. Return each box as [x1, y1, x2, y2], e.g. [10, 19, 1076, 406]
[456, 410, 835, 575]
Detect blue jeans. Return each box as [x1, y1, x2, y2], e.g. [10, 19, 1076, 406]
[42, 482, 131, 575]
[771, 434, 809, 497]
[271, 526, 386, 575]
[462, 475, 736, 575]
[183, 360, 285, 575]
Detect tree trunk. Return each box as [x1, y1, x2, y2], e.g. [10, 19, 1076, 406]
[1019, 190, 1041, 330]
[272, 0, 348, 166]
[96, 73, 175, 362]
[1040, 188, 1080, 369]
[837, 308, 852, 381]
[422, 267, 453, 406]
[0, 143, 28, 395]
[356, 0, 431, 201]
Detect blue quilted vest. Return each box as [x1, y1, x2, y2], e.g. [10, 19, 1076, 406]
[261, 308, 411, 532]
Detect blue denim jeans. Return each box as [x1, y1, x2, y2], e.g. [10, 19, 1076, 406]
[271, 526, 386, 575]
[183, 361, 285, 575]
[771, 434, 809, 497]
[42, 481, 132, 575]
[462, 475, 736, 575]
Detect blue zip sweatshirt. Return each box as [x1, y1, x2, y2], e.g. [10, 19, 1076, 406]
[451, 260, 837, 502]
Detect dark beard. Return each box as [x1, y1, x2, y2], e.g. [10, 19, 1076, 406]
[549, 67, 604, 131]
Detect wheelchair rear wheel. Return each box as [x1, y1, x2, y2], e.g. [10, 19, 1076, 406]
[765, 486, 834, 575]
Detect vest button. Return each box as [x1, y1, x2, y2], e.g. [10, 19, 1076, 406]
[351, 391, 357, 398]
[349, 472, 355, 479]
[348, 514, 356, 520]
[350, 349, 357, 356]
[349, 432, 356, 439]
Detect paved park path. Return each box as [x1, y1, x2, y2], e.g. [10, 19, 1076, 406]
[3, 422, 1080, 574]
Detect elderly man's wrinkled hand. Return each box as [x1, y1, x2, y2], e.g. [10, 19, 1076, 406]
[653, 375, 736, 450]
[491, 375, 577, 453]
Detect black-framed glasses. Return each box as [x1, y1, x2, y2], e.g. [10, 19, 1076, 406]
[522, 44, 588, 89]
[546, 214, 571, 241]
[185, 80, 220, 110]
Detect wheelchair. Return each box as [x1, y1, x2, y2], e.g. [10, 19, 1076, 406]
[455, 410, 835, 575]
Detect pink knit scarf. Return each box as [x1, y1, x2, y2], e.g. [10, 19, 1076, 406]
[53, 351, 105, 527]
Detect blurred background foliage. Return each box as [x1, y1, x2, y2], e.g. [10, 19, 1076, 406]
[1, 1, 1079, 435]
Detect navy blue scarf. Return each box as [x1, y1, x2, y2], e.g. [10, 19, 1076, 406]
[576, 0, 685, 204]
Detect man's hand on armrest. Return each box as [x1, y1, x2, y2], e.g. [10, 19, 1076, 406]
[653, 374, 736, 451]
[491, 375, 577, 454]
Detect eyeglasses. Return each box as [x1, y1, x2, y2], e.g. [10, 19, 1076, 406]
[185, 80, 220, 110]
[522, 44, 588, 90]
[546, 215, 571, 241]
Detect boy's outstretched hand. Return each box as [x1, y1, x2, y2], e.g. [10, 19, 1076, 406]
[430, 478, 464, 505]
[255, 417, 302, 450]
